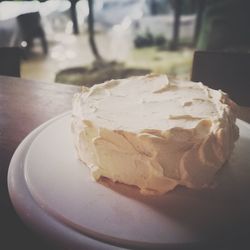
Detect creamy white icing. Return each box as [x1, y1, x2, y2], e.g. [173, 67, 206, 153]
[72, 74, 239, 194]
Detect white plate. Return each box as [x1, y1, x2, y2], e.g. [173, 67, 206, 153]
[8, 113, 250, 249]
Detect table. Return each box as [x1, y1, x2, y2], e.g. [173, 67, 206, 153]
[0, 1, 39, 47]
[0, 76, 79, 249]
[1, 76, 250, 249]
[0, 18, 22, 47]
[0, 1, 72, 48]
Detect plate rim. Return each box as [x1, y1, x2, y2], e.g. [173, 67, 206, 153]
[7, 112, 124, 250]
[7, 112, 250, 249]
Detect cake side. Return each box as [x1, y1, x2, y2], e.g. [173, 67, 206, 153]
[72, 74, 239, 194]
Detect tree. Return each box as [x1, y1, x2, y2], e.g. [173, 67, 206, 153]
[70, 0, 79, 35]
[169, 0, 182, 50]
[87, 0, 102, 61]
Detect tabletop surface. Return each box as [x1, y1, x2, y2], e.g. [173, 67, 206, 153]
[0, 75, 250, 250]
[0, 75, 79, 249]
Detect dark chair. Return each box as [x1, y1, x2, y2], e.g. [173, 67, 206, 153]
[0, 47, 21, 77]
[17, 12, 48, 55]
[191, 50, 250, 106]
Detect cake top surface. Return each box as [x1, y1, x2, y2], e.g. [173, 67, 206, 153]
[72, 74, 229, 132]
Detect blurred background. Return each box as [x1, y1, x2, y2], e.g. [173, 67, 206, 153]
[0, 0, 249, 86]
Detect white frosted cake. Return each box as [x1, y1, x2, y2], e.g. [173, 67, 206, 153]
[72, 74, 239, 194]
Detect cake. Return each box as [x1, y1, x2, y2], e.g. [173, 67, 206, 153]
[72, 74, 239, 195]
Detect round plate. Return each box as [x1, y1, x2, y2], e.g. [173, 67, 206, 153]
[8, 113, 250, 249]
